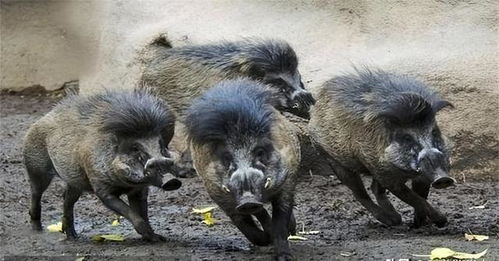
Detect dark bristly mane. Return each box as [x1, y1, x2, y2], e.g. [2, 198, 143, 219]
[241, 39, 298, 74]
[163, 38, 298, 75]
[185, 78, 274, 145]
[326, 67, 453, 126]
[74, 89, 174, 138]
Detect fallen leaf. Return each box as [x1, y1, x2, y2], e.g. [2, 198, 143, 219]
[464, 233, 489, 241]
[201, 212, 216, 227]
[193, 206, 217, 226]
[430, 247, 487, 260]
[298, 230, 320, 235]
[91, 234, 125, 242]
[111, 217, 121, 227]
[192, 206, 217, 214]
[287, 235, 308, 241]
[469, 203, 487, 209]
[47, 222, 63, 233]
[75, 257, 85, 261]
[340, 252, 355, 257]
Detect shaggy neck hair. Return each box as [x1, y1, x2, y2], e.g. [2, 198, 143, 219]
[184, 79, 275, 146]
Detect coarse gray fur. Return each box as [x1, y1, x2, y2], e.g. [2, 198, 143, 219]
[309, 67, 454, 228]
[141, 36, 314, 118]
[23, 89, 177, 241]
[186, 79, 300, 260]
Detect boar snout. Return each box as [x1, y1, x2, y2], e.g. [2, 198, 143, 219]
[144, 156, 173, 173]
[288, 90, 316, 119]
[416, 148, 455, 189]
[236, 191, 264, 214]
[431, 168, 455, 189]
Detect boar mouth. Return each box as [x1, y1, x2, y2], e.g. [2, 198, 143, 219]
[236, 192, 264, 214]
[236, 200, 264, 214]
[431, 176, 455, 189]
[431, 169, 456, 189]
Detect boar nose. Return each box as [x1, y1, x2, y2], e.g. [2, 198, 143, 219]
[151, 174, 182, 191]
[144, 156, 173, 172]
[236, 192, 263, 214]
[292, 90, 316, 108]
[288, 91, 315, 119]
[431, 168, 456, 189]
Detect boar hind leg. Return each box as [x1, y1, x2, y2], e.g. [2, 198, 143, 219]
[371, 179, 399, 215]
[271, 197, 294, 261]
[330, 162, 401, 226]
[96, 190, 165, 242]
[388, 183, 447, 228]
[411, 178, 444, 228]
[25, 159, 56, 231]
[62, 186, 82, 240]
[230, 214, 271, 246]
[127, 188, 149, 221]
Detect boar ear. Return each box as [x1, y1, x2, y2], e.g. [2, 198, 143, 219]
[433, 100, 454, 113]
[375, 93, 433, 126]
[235, 56, 265, 78]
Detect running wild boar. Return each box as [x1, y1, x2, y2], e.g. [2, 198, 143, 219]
[23, 89, 179, 241]
[309, 67, 455, 228]
[185, 79, 300, 260]
[141, 36, 315, 118]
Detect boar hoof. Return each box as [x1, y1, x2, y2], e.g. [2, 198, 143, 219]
[276, 252, 294, 261]
[430, 214, 448, 228]
[143, 233, 166, 242]
[375, 211, 402, 226]
[65, 230, 78, 240]
[412, 213, 429, 228]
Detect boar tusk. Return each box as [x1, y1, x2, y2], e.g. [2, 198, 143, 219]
[222, 185, 230, 193]
[265, 177, 272, 189]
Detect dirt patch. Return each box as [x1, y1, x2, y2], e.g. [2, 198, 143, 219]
[1, 95, 497, 260]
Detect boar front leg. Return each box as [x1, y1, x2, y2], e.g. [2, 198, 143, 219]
[330, 161, 402, 226]
[127, 187, 149, 222]
[411, 177, 437, 228]
[229, 214, 271, 246]
[387, 183, 447, 227]
[371, 179, 399, 216]
[254, 209, 296, 237]
[95, 188, 165, 242]
[271, 196, 294, 261]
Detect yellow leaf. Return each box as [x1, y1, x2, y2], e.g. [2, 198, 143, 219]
[430, 247, 487, 260]
[47, 222, 63, 233]
[452, 249, 488, 259]
[431, 248, 456, 259]
[111, 218, 121, 227]
[201, 212, 216, 227]
[91, 234, 125, 242]
[464, 233, 489, 241]
[287, 235, 308, 241]
[192, 206, 217, 214]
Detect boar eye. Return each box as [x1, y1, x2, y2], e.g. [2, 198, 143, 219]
[254, 147, 267, 160]
[130, 144, 141, 153]
[221, 152, 233, 166]
[400, 134, 413, 144]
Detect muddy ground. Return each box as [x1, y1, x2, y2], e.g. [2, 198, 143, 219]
[0, 94, 497, 260]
